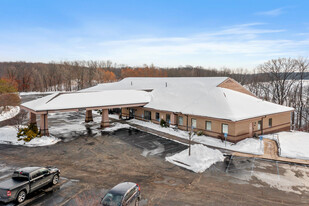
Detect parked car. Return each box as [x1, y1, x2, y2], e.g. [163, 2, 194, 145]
[0, 166, 60, 204]
[101, 182, 141, 206]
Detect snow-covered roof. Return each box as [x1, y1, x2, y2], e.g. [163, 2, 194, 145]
[21, 90, 150, 112]
[83, 77, 294, 121]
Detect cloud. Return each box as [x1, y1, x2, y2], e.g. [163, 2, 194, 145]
[0, 22, 308, 69]
[256, 8, 284, 16]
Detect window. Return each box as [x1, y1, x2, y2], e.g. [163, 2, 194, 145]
[40, 168, 49, 175]
[269, 118, 272, 127]
[258, 120, 262, 130]
[222, 124, 228, 134]
[178, 116, 183, 126]
[156, 112, 160, 121]
[124, 188, 136, 202]
[166, 114, 171, 124]
[144, 110, 151, 120]
[31, 170, 42, 179]
[191, 118, 196, 129]
[206, 121, 212, 131]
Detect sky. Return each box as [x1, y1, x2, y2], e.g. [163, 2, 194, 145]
[0, 0, 309, 69]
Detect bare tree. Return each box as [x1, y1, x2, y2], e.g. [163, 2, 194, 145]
[257, 58, 298, 105]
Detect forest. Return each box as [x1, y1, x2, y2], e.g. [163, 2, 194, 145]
[0, 58, 308, 131]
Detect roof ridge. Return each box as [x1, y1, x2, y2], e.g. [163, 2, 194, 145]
[218, 87, 238, 121]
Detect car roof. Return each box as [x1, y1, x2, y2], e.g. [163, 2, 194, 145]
[15, 167, 42, 174]
[109, 182, 137, 195]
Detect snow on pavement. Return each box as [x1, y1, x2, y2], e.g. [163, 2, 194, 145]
[102, 122, 131, 132]
[166, 144, 225, 173]
[0, 126, 60, 147]
[264, 131, 309, 160]
[0, 106, 20, 121]
[128, 119, 264, 155]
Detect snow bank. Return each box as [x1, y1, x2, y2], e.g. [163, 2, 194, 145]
[103, 123, 131, 132]
[166, 144, 225, 173]
[0, 106, 20, 121]
[264, 131, 309, 160]
[195, 136, 264, 155]
[128, 119, 264, 155]
[0, 126, 60, 147]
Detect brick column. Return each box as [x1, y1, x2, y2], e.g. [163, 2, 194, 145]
[101, 109, 110, 128]
[40, 114, 49, 136]
[170, 113, 176, 126]
[29, 112, 37, 125]
[85, 110, 93, 122]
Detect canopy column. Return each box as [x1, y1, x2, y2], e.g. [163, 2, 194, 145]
[85, 110, 93, 122]
[29, 112, 37, 125]
[40, 114, 49, 136]
[101, 109, 110, 128]
[170, 113, 177, 126]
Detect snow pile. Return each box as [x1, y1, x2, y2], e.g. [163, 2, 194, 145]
[166, 144, 225, 173]
[0, 126, 60, 147]
[264, 131, 309, 160]
[103, 123, 131, 132]
[0, 106, 20, 121]
[128, 119, 264, 155]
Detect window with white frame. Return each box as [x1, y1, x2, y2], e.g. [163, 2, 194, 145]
[206, 121, 212, 131]
[258, 120, 262, 130]
[191, 118, 197, 129]
[222, 124, 228, 134]
[178, 116, 183, 126]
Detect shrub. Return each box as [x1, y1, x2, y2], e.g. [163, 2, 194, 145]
[160, 119, 167, 127]
[196, 131, 203, 136]
[17, 123, 40, 142]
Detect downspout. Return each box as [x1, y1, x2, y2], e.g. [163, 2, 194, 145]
[186, 114, 189, 131]
[261, 115, 266, 135]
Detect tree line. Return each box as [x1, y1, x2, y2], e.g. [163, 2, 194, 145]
[0, 58, 308, 130]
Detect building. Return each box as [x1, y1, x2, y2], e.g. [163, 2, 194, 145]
[84, 77, 294, 143]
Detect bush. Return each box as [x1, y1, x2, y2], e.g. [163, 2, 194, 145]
[160, 119, 167, 127]
[196, 131, 203, 136]
[17, 123, 40, 142]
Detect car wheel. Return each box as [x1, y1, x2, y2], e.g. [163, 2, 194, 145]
[17, 190, 26, 203]
[135, 199, 139, 206]
[52, 174, 59, 185]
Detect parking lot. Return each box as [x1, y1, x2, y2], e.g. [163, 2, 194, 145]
[0, 124, 309, 205]
[0, 94, 308, 205]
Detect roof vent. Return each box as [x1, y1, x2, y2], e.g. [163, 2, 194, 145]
[131, 81, 133, 86]
[165, 82, 167, 87]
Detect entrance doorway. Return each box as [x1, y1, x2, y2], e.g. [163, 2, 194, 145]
[129, 109, 135, 119]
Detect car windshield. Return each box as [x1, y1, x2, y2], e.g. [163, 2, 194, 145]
[101, 192, 123, 206]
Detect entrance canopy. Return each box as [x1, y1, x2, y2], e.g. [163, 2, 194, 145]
[21, 90, 150, 114]
[20, 90, 150, 136]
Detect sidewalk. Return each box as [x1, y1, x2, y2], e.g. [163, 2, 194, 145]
[112, 118, 309, 166]
[116, 119, 233, 154]
[233, 138, 309, 165]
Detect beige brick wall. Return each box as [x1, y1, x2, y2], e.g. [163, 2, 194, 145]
[217, 78, 255, 97]
[121, 107, 292, 143]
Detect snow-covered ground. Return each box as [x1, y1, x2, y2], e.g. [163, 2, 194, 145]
[0, 106, 20, 121]
[166, 144, 225, 173]
[264, 131, 309, 160]
[0, 126, 60, 147]
[102, 122, 131, 132]
[128, 119, 264, 155]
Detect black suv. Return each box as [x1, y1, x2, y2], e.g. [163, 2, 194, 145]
[101, 182, 141, 206]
